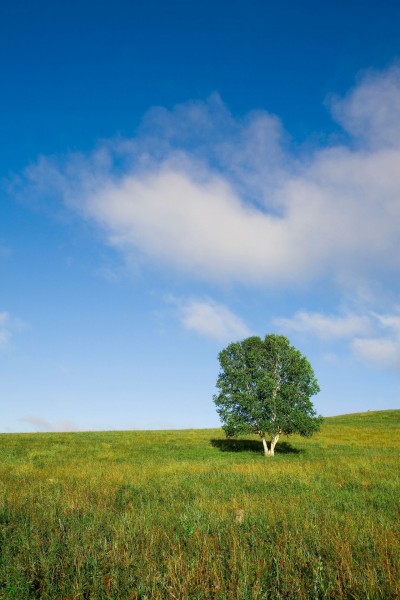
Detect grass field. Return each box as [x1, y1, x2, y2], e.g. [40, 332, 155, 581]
[0, 410, 399, 599]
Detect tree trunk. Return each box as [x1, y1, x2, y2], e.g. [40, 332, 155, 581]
[261, 433, 280, 456]
[261, 435, 269, 456]
[270, 434, 280, 456]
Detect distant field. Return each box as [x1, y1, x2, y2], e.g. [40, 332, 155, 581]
[0, 410, 399, 599]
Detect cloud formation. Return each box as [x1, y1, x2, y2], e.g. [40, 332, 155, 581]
[330, 66, 400, 150]
[351, 311, 400, 369]
[15, 66, 400, 291]
[179, 298, 251, 343]
[274, 310, 372, 340]
[0, 311, 25, 349]
[0, 312, 10, 347]
[351, 337, 400, 369]
[275, 308, 400, 370]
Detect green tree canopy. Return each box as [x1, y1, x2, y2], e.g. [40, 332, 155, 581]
[213, 334, 322, 456]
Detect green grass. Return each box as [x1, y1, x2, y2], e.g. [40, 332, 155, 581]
[0, 410, 399, 599]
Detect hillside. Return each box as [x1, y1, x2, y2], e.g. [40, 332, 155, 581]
[1, 410, 399, 599]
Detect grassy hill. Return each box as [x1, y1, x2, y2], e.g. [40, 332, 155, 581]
[1, 410, 399, 599]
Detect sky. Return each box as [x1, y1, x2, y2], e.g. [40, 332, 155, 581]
[1, 0, 400, 433]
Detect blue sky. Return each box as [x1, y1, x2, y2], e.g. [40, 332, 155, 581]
[1, 0, 400, 432]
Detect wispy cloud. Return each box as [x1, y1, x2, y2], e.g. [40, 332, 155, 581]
[330, 65, 400, 150]
[179, 298, 251, 343]
[0, 311, 25, 349]
[18, 415, 80, 432]
[274, 310, 372, 340]
[351, 311, 400, 369]
[275, 308, 400, 370]
[372, 312, 400, 335]
[351, 337, 400, 369]
[12, 66, 400, 291]
[0, 312, 10, 347]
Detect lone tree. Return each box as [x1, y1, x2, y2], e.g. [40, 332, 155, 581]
[213, 334, 322, 456]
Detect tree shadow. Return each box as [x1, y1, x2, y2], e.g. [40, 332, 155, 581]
[210, 439, 301, 454]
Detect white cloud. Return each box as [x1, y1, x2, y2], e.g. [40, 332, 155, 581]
[13, 66, 400, 290]
[0, 311, 25, 349]
[0, 312, 10, 347]
[352, 337, 400, 369]
[79, 168, 303, 284]
[179, 299, 251, 343]
[275, 307, 400, 370]
[274, 310, 371, 339]
[330, 65, 400, 149]
[351, 311, 400, 369]
[18, 416, 80, 432]
[372, 312, 400, 335]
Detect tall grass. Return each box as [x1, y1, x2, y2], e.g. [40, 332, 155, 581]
[0, 410, 399, 599]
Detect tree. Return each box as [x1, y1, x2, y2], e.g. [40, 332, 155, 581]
[213, 334, 322, 456]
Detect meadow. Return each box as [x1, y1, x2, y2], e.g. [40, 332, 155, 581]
[0, 410, 399, 599]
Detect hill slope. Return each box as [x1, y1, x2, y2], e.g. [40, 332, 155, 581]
[1, 410, 399, 599]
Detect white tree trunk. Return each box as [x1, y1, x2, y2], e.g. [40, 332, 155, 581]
[261, 433, 279, 456]
[270, 434, 280, 456]
[261, 435, 269, 456]
[261, 433, 280, 456]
